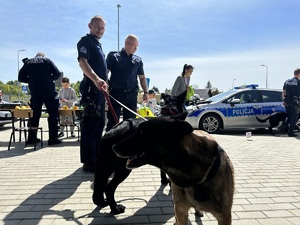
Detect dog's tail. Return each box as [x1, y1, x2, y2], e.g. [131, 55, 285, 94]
[256, 116, 270, 123]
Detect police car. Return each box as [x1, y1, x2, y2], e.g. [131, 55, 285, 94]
[0, 110, 12, 127]
[185, 84, 285, 133]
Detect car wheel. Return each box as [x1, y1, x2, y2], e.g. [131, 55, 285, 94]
[199, 113, 221, 134]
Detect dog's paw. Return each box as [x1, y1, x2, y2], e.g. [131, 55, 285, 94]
[93, 198, 108, 208]
[110, 204, 126, 214]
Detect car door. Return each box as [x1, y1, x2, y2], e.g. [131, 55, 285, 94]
[225, 90, 262, 128]
[259, 90, 285, 116]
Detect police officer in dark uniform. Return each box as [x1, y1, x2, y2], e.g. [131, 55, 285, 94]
[18, 52, 62, 145]
[282, 68, 300, 137]
[77, 15, 108, 172]
[106, 34, 149, 131]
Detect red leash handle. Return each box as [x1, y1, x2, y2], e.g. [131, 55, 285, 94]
[101, 87, 119, 124]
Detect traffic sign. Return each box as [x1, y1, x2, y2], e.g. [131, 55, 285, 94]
[22, 85, 28, 92]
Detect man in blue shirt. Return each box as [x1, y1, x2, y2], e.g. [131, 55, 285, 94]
[77, 15, 108, 172]
[18, 52, 62, 145]
[282, 68, 300, 137]
[106, 34, 149, 131]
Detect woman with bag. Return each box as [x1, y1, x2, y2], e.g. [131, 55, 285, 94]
[171, 64, 194, 101]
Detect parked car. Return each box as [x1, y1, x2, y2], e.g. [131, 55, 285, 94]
[185, 84, 285, 133]
[11, 100, 29, 106]
[0, 102, 22, 127]
[0, 110, 12, 127]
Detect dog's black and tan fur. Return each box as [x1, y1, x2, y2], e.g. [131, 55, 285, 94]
[256, 112, 287, 135]
[93, 91, 186, 214]
[113, 117, 234, 225]
[256, 112, 300, 135]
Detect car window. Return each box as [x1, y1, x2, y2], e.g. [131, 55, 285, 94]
[225, 90, 258, 104]
[206, 90, 236, 102]
[259, 90, 282, 103]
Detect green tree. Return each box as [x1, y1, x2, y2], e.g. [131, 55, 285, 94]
[205, 81, 212, 89]
[205, 81, 220, 96]
[71, 81, 81, 97]
[211, 88, 221, 96]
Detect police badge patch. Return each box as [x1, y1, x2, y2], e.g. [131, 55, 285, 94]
[80, 46, 87, 54]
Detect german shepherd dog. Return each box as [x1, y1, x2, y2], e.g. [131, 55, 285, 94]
[256, 112, 287, 135]
[92, 91, 186, 214]
[256, 112, 300, 135]
[113, 117, 235, 225]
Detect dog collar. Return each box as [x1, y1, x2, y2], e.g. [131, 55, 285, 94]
[198, 145, 223, 185]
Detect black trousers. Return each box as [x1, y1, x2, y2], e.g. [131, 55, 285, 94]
[284, 103, 300, 133]
[29, 95, 59, 140]
[79, 79, 106, 167]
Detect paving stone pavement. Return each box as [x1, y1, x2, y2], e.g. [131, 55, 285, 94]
[0, 118, 299, 225]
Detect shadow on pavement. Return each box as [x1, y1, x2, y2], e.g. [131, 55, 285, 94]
[3, 168, 93, 225]
[86, 184, 204, 225]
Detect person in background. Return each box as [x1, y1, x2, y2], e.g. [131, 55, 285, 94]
[0, 90, 8, 104]
[77, 15, 108, 173]
[58, 77, 77, 138]
[171, 64, 194, 108]
[147, 89, 160, 116]
[282, 68, 300, 137]
[18, 52, 62, 145]
[105, 34, 149, 131]
[171, 64, 194, 97]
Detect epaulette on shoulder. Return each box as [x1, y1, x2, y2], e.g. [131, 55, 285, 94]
[132, 55, 142, 62]
[108, 51, 118, 56]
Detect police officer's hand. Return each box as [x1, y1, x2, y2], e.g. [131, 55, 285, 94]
[143, 93, 149, 102]
[95, 79, 108, 91]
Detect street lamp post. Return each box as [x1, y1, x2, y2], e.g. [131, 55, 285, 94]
[232, 78, 236, 89]
[117, 3, 121, 51]
[17, 49, 26, 101]
[261, 64, 268, 88]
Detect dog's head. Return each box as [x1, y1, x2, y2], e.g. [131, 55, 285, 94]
[100, 118, 146, 148]
[160, 91, 187, 116]
[113, 117, 220, 187]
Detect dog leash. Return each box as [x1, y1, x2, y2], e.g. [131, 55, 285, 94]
[101, 87, 119, 124]
[100, 87, 148, 123]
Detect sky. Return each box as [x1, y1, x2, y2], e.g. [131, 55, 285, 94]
[0, 0, 300, 93]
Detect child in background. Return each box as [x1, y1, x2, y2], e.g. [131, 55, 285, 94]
[58, 77, 77, 137]
[147, 89, 160, 116]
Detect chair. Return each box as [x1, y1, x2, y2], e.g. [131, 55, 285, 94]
[8, 109, 43, 151]
[58, 109, 80, 142]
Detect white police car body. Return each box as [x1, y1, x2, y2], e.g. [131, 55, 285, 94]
[185, 85, 285, 133]
[0, 110, 12, 126]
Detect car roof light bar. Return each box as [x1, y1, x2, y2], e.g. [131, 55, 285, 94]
[234, 84, 259, 90]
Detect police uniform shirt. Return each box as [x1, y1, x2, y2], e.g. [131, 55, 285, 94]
[77, 34, 107, 82]
[18, 56, 61, 97]
[106, 48, 144, 91]
[283, 77, 300, 104]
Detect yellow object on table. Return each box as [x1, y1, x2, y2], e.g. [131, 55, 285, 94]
[137, 107, 155, 117]
[15, 105, 31, 110]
